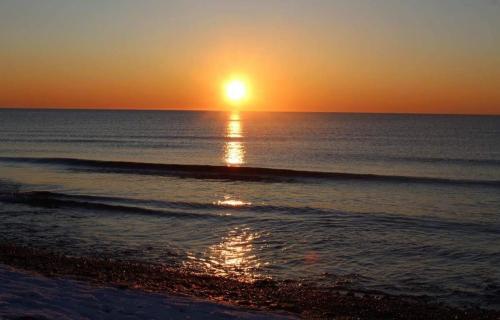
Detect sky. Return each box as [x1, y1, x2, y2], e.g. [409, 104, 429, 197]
[0, 0, 499, 114]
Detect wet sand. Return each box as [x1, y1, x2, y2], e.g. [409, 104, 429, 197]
[0, 243, 498, 319]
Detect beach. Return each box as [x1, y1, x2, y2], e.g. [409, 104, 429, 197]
[0, 243, 498, 319]
[0, 263, 296, 320]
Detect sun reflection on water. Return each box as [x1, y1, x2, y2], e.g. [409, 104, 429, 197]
[183, 114, 262, 281]
[227, 118, 242, 138]
[224, 112, 245, 166]
[215, 195, 252, 207]
[184, 227, 265, 282]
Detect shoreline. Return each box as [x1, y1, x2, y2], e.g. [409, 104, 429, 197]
[0, 243, 498, 319]
[0, 264, 296, 320]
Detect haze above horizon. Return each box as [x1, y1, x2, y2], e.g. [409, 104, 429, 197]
[1, 0, 499, 114]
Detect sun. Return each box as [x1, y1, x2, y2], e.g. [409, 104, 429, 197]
[224, 79, 249, 105]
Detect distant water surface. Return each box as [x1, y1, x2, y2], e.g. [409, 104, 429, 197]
[0, 109, 499, 309]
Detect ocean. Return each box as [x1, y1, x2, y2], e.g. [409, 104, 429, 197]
[0, 109, 499, 309]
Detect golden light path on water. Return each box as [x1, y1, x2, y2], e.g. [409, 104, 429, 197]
[215, 195, 252, 207]
[207, 227, 264, 280]
[184, 227, 265, 282]
[224, 112, 245, 166]
[182, 118, 264, 281]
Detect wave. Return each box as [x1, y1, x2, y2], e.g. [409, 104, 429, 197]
[389, 155, 500, 167]
[0, 187, 328, 217]
[1, 187, 498, 236]
[0, 190, 218, 220]
[0, 135, 225, 143]
[1, 156, 500, 187]
[320, 153, 500, 167]
[0, 138, 178, 144]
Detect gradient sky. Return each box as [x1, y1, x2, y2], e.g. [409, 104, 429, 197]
[1, 0, 499, 114]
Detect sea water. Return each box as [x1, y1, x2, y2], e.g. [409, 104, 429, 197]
[0, 109, 499, 308]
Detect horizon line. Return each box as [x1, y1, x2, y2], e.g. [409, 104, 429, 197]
[0, 106, 499, 117]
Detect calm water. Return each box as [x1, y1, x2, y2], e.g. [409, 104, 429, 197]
[0, 109, 499, 308]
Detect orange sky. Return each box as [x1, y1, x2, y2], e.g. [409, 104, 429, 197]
[1, 1, 499, 114]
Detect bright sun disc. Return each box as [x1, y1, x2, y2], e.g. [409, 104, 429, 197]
[225, 79, 248, 104]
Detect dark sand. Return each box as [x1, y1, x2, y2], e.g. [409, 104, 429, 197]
[0, 243, 498, 319]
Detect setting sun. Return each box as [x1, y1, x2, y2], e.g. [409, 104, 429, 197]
[224, 79, 249, 105]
